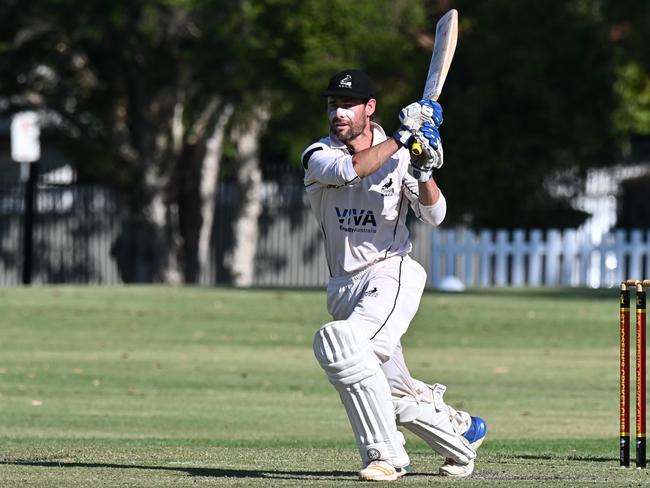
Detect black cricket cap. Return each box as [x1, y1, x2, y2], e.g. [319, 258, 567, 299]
[320, 69, 376, 100]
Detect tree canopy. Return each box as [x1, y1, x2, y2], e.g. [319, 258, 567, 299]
[1, 0, 649, 281]
[438, 0, 617, 228]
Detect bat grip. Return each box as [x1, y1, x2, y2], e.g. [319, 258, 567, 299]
[410, 141, 423, 156]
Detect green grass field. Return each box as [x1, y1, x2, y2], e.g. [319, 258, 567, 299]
[0, 286, 648, 487]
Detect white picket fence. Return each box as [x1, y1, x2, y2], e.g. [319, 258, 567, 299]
[430, 228, 650, 288]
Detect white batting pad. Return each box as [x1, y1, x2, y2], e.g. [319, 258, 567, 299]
[313, 321, 410, 468]
[393, 383, 475, 464]
[430, 383, 472, 434]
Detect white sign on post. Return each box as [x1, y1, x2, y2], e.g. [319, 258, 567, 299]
[11, 111, 40, 163]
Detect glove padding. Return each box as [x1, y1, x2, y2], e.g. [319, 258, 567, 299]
[394, 99, 443, 148]
[399, 99, 443, 131]
[407, 122, 444, 182]
[393, 125, 413, 146]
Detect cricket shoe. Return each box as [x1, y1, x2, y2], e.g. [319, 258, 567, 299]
[439, 416, 487, 478]
[358, 460, 408, 481]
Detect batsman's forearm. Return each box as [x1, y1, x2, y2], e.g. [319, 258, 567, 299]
[418, 182, 446, 226]
[418, 178, 441, 205]
[352, 139, 401, 178]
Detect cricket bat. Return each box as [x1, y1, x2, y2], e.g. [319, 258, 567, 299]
[411, 9, 458, 156]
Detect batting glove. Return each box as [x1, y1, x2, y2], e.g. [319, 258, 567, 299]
[399, 99, 443, 131]
[393, 125, 414, 147]
[408, 122, 444, 181]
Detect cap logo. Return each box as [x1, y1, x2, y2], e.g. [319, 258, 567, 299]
[321, 70, 374, 99]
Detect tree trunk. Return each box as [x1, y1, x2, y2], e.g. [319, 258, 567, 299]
[110, 95, 181, 284]
[226, 105, 270, 287]
[198, 103, 233, 283]
[174, 97, 232, 284]
[146, 169, 182, 284]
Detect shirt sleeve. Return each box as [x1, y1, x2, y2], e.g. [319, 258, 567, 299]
[301, 142, 361, 187]
[402, 173, 447, 226]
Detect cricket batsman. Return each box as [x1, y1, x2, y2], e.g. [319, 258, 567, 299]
[301, 69, 486, 481]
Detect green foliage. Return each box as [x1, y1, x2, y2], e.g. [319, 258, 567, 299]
[603, 0, 650, 143]
[613, 62, 650, 136]
[263, 0, 626, 229]
[263, 0, 429, 166]
[2, 0, 650, 230]
[437, 0, 616, 228]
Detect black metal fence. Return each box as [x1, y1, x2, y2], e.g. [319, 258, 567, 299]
[0, 170, 435, 286]
[200, 172, 342, 286]
[0, 177, 120, 285]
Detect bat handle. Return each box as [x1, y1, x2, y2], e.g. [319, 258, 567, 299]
[410, 141, 423, 156]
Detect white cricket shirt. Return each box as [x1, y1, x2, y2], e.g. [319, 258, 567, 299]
[302, 122, 446, 278]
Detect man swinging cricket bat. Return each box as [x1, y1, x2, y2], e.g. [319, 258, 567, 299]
[301, 8, 486, 481]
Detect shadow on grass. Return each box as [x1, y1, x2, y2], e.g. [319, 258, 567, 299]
[512, 454, 617, 463]
[3, 455, 620, 481]
[2, 459, 430, 481]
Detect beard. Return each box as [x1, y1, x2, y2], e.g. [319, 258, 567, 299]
[331, 117, 367, 142]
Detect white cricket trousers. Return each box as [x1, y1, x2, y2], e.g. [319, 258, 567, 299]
[326, 255, 435, 403]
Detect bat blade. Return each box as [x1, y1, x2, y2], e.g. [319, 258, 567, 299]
[411, 9, 458, 157]
[422, 9, 458, 101]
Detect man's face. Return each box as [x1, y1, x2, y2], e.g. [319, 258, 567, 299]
[327, 97, 374, 142]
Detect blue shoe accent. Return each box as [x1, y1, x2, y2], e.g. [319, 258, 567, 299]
[463, 416, 487, 449]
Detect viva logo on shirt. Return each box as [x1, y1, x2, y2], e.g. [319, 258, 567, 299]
[335, 207, 377, 233]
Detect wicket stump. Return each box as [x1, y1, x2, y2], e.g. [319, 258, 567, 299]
[620, 279, 648, 468]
